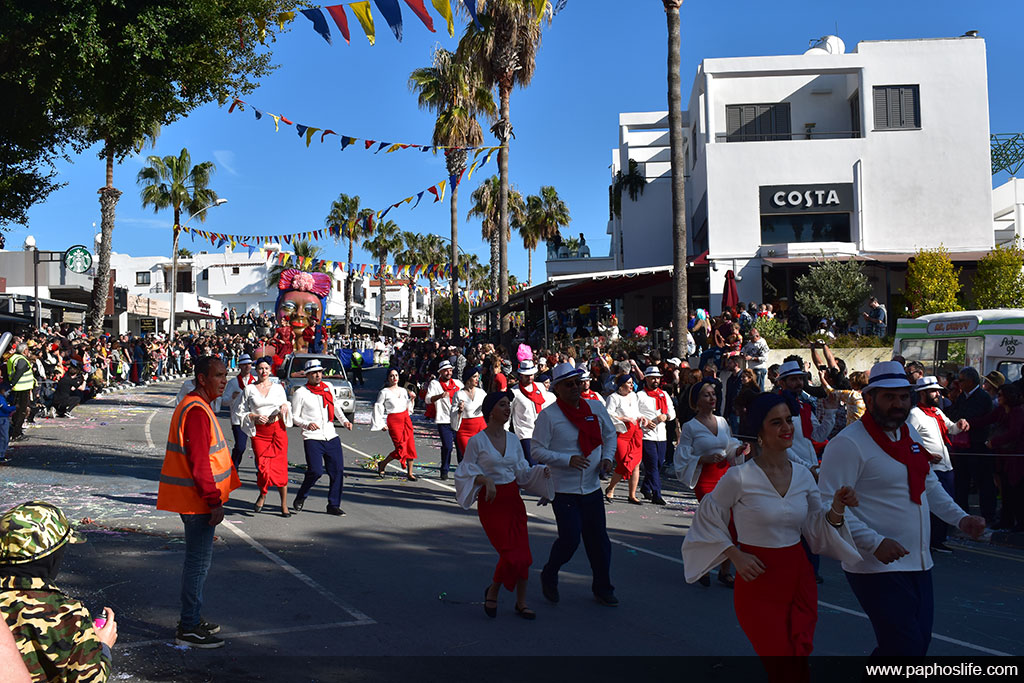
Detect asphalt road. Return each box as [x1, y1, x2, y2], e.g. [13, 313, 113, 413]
[1, 367, 1022, 682]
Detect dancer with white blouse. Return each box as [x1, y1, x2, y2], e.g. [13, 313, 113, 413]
[674, 380, 749, 586]
[226, 354, 255, 468]
[604, 375, 648, 504]
[682, 392, 860, 680]
[370, 368, 418, 480]
[237, 358, 293, 516]
[509, 360, 555, 464]
[455, 392, 553, 620]
[452, 366, 486, 463]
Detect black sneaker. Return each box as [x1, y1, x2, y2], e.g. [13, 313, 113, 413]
[198, 618, 221, 634]
[541, 577, 559, 604]
[293, 497, 305, 512]
[594, 592, 619, 607]
[175, 624, 225, 649]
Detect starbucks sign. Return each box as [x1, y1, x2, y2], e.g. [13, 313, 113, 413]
[64, 245, 93, 274]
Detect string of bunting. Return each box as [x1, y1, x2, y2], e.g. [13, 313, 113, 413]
[275, 1, 568, 47]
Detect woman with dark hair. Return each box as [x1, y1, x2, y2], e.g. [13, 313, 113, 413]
[452, 366, 486, 462]
[604, 374, 648, 504]
[455, 392, 552, 619]
[682, 393, 860, 680]
[238, 358, 293, 516]
[371, 368, 418, 480]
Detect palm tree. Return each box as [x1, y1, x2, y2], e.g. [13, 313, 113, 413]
[177, 248, 193, 258]
[396, 232, 427, 331]
[468, 175, 525, 296]
[137, 148, 217, 336]
[664, 0, 688, 357]
[522, 186, 570, 285]
[410, 46, 496, 342]
[266, 240, 331, 288]
[364, 219, 404, 337]
[326, 193, 375, 335]
[418, 233, 449, 337]
[457, 0, 552, 337]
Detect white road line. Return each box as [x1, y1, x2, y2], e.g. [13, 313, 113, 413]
[221, 521, 375, 624]
[120, 620, 371, 650]
[341, 437, 1014, 657]
[143, 410, 157, 450]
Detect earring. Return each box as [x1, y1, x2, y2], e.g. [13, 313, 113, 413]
[757, 437, 763, 447]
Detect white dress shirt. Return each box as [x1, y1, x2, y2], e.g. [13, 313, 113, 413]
[605, 391, 641, 434]
[681, 460, 861, 582]
[370, 387, 412, 431]
[425, 378, 463, 424]
[673, 416, 744, 488]
[787, 401, 835, 470]
[637, 388, 676, 442]
[454, 431, 554, 509]
[227, 374, 255, 426]
[818, 420, 968, 574]
[908, 406, 960, 473]
[510, 382, 556, 440]
[291, 383, 345, 441]
[531, 399, 617, 495]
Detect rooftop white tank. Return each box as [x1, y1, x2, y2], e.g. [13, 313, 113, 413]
[804, 35, 845, 56]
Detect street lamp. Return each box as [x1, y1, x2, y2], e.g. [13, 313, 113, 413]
[169, 198, 228, 340]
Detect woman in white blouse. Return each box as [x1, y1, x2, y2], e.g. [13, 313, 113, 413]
[370, 368, 418, 480]
[452, 366, 486, 463]
[674, 380, 749, 586]
[604, 375, 649, 504]
[682, 392, 860, 672]
[236, 358, 293, 516]
[455, 392, 552, 620]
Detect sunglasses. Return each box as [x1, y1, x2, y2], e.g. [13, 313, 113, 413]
[559, 379, 582, 387]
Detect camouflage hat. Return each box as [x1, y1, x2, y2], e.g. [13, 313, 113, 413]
[0, 501, 84, 566]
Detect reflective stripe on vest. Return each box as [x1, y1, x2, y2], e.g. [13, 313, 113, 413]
[6, 354, 35, 392]
[157, 394, 240, 514]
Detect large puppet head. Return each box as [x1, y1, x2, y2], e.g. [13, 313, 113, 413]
[275, 269, 330, 342]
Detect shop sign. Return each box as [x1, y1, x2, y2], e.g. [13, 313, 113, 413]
[926, 318, 979, 335]
[198, 299, 211, 313]
[140, 318, 157, 334]
[63, 245, 93, 274]
[759, 183, 854, 213]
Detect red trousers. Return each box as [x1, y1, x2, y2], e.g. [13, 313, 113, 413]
[386, 411, 417, 466]
[252, 421, 289, 493]
[614, 422, 643, 478]
[734, 543, 817, 659]
[477, 482, 532, 591]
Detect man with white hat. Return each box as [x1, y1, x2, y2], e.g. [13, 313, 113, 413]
[907, 376, 969, 554]
[637, 366, 675, 505]
[290, 359, 353, 516]
[532, 363, 618, 606]
[510, 359, 555, 465]
[776, 359, 835, 475]
[818, 361, 985, 657]
[227, 354, 256, 468]
[425, 360, 462, 480]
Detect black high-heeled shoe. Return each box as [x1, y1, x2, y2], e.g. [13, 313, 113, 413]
[514, 604, 536, 620]
[254, 498, 265, 513]
[483, 587, 497, 618]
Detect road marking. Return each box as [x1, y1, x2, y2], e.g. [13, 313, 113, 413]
[341, 438, 1014, 657]
[949, 544, 1024, 563]
[221, 521, 374, 624]
[120, 620, 371, 650]
[144, 410, 157, 449]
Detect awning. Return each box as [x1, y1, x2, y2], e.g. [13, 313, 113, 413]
[761, 250, 994, 265]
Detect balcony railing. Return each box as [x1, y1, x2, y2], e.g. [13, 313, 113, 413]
[715, 130, 860, 143]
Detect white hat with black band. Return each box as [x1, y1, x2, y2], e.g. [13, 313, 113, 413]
[914, 375, 943, 393]
[863, 361, 912, 393]
[550, 362, 584, 386]
[777, 359, 806, 379]
[304, 359, 325, 373]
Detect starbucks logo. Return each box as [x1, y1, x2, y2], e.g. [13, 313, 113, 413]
[64, 245, 93, 274]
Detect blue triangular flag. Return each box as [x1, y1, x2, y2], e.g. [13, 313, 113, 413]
[412, 191, 425, 208]
[373, 0, 403, 42]
[341, 136, 354, 150]
[296, 124, 308, 138]
[375, 142, 390, 153]
[463, 0, 483, 30]
[300, 8, 332, 44]
[254, 109, 263, 120]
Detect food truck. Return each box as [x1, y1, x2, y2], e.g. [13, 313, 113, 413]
[893, 309, 1024, 382]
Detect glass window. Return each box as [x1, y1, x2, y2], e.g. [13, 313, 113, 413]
[901, 339, 934, 367]
[760, 213, 851, 244]
[231, 266, 240, 275]
[135, 271, 151, 285]
[936, 339, 966, 376]
[997, 361, 1022, 383]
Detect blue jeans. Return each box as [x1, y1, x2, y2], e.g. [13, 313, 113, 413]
[436, 424, 456, 476]
[0, 417, 9, 459]
[542, 490, 614, 596]
[179, 513, 215, 628]
[296, 438, 345, 507]
[846, 570, 934, 657]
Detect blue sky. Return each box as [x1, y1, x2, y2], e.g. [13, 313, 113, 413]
[10, 0, 1023, 284]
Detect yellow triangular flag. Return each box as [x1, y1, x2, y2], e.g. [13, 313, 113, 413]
[305, 127, 320, 147]
[386, 143, 402, 153]
[438, 179, 447, 203]
[349, 1, 376, 45]
[467, 160, 480, 181]
[533, 0, 546, 23]
[431, 0, 454, 37]
[269, 114, 281, 132]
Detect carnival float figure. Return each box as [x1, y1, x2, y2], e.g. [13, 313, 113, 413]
[272, 269, 331, 371]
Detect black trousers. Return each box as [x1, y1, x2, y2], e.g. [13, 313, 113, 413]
[952, 453, 996, 521]
[10, 390, 30, 438]
[542, 490, 614, 596]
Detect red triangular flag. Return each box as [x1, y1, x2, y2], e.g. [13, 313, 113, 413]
[324, 5, 351, 44]
[403, 0, 435, 32]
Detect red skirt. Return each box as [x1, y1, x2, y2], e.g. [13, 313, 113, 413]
[614, 422, 643, 478]
[386, 410, 417, 466]
[252, 421, 289, 493]
[456, 416, 486, 456]
[477, 482, 532, 591]
[694, 460, 730, 501]
[734, 543, 817, 658]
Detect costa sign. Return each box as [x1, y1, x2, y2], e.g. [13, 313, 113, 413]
[759, 183, 854, 214]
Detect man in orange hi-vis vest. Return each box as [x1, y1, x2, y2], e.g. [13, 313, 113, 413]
[157, 356, 239, 649]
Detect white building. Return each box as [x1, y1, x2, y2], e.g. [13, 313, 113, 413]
[549, 33, 999, 329]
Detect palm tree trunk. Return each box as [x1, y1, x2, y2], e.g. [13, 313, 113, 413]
[665, 0, 688, 358]
[345, 235, 354, 336]
[429, 278, 436, 337]
[377, 257, 386, 338]
[527, 248, 533, 287]
[88, 147, 120, 335]
[497, 86, 511, 339]
[450, 179, 460, 344]
[489, 234, 499, 333]
[407, 278, 415, 333]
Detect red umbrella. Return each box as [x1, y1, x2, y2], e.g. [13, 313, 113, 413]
[722, 269, 740, 314]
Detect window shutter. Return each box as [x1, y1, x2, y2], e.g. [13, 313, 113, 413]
[726, 105, 742, 141]
[850, 93, 861, 137]
[873, 87, 889, 129]
[886, 86, 901, 130]
[774, 102, 792, 140]
[741, 105, 758, 141]
[900, 86, 919, 127]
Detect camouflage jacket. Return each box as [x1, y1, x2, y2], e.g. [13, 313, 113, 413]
[0, 576, 110, 682]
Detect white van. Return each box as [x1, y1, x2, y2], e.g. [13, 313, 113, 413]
[893, 309, 1024, 382]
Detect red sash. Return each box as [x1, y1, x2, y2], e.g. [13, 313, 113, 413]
[557, 398, 603, 457]
[581, 390, 600, 401]
[521, 382, 547, 414]
[861, 411, 930, 504]
[799, 401, 828, 458]
[645, 388, 669, 415]
[306, 382, 335, 423]
[917, 406, 951, 447]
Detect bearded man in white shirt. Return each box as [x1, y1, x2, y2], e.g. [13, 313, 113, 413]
[510, 360, 555, 465]
[819, 361, 986, 657]
[425, 361, 462, 480]
[291, 360, 353, 516]
[533, 363, 618, 606]
[637, 366, 675, 505]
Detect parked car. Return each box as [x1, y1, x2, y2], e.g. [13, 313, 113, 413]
[277, 353, 356, 423]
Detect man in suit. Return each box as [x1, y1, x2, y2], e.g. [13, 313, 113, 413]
[948, 366, 996, 523]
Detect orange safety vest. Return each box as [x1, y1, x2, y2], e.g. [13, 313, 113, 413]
[157, 394, 240, 514]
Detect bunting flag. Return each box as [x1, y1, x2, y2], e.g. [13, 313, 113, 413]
[325, 5, 351, 43]
[349, 1, 376, 44]
[462, 0, 482, 30]
[373, 0, 403, 41]
[431, 0, 454, 36]
[300, 8, 333, 43]
[228, 97, 502, 157]
[405, 0, 435, 32]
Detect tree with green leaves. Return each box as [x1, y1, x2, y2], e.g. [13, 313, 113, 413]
[457, 0, 552, 337]
[409, 45, 496, 341]
[972, 238, 1024, 309]
[522, 186, 570, 285]
[177, 248, 193, 259]
[326, 193, 375, 335]
[793, 257, 872, 326]
[663, 0, 689, 357]
[906, 246, 963, 316]
[396, 232, 425, 330]
[611, 159, 646, 219]
[468, 175, 525, 295]
[364, 220, 404, 337]
[266, 240, 331, 288]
